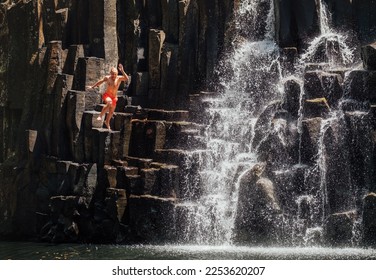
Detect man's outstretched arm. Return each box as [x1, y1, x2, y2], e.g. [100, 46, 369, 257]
[87, 77, 107, 89]
[118, 64, 129, 82]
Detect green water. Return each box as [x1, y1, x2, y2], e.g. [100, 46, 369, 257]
[1, 241, 376, 260]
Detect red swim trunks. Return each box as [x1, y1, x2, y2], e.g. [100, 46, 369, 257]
[102, 92, 117, 106]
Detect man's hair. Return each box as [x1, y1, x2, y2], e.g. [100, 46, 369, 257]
[110, 67, 118, 74]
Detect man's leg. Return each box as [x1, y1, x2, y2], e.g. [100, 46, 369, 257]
[98, 97, 112, 121]
[97, 104, 108, 120]
[105, 104, 115, 130]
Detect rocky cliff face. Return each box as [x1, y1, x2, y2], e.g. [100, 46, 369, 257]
[1, 0, 376, 245]
[0, 0, 235, 241]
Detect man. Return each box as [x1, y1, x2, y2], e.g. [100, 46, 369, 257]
[88, 64, 129, 130]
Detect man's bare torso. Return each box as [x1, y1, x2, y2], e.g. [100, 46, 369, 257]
[105, 76, 122, 97]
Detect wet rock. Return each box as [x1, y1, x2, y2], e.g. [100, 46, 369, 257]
[362, 193, 376, 246]
[280, 47, 298, 75]
[66, 90, 85, 161]
[344, 112, 374, 204]
[305, 35, 344, 64]
[361, 42, 376, 71]
[154, 149, 204, 199]
[344, 70, 376, 103]
[164, 122, 204, 150]
[271, 165, 309, 210]
[300, 117, 322, 164]
[128, 195, 176, 243]
[283, 78, 301, 117]
[234, 163, 282, 245]
[257, 118, 299, 171]
[304, 71, 343, 107]
[252, 100, 282, 150]
[124, 156, 153, 170]
[140, 168, 160, 195]
[90, 201, 120, 243]
[158, 165, 179, 197]
[189, 95, 212, 124]
[322, 119, 353, 213]
[303, 98, 330, 118]
[323, 211, 356, 246]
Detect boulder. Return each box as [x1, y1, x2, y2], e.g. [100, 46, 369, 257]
[323, 211, 356, 246]
[233, 163, 282, 245]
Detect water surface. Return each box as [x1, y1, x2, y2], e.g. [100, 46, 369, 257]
[1, 241, 376, 260]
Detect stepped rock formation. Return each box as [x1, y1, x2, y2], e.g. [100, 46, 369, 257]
[1, 0, 376, 246]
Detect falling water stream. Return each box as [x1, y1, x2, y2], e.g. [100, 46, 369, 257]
[180, 0, 281, 245]
[182, 0, 363, 247]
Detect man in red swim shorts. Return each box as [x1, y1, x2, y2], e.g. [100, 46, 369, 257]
[88, 63, 129, 130]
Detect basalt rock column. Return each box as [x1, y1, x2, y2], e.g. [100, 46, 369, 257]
[89, 0, 118, 71]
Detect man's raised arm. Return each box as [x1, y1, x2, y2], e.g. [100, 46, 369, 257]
[118, 64, 129, 82]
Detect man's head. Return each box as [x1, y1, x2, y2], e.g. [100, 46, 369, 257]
[110, 67, 118, 79]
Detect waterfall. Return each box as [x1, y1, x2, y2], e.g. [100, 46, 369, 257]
[293, 0, 360, 245]
[180, 0, 366, 246]
[301, 1, 354, 66]
[180, 0, 280, 245]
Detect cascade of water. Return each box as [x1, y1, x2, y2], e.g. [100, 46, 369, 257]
[300, 1, 354, 66]
[315, 116, 334, 222]
[181, 0, 280, 245]
[181, 0, 363, 247]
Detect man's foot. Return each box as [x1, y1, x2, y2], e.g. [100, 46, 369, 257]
[96, 116, 102, 121]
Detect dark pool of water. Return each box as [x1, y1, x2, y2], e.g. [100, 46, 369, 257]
[1, 241, 376, 260]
